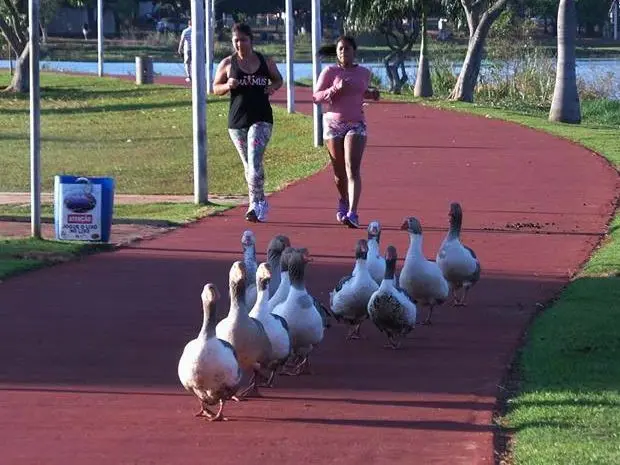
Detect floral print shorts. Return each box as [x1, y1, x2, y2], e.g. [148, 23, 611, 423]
[323, 114, 367, 140]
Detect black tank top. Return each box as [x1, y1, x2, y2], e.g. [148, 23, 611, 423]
[228, 52, 274, 129]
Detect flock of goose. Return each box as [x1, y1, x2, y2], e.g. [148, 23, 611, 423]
[177, 202, 481, 422]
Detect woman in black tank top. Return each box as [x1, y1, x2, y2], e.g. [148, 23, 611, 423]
[213, 23, 283, 223]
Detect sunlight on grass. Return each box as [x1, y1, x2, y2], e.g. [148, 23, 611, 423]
[0, 237, 112, 280]
[507, 276, 620, 465]
[0, 71, 326, 195]
[0, 202, 230, 225]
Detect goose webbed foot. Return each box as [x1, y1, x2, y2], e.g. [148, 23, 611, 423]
[195, 405, 217, 418]
[259, 369, 277, 388]
[281, 356, 312, 376]
[346, 322, 364, 340]
[453, 287, 470, 307]
[207, 399, 229, 422]
[236, 372, 262, 399]
[383, 335, 401, 350]
[294, 356, 312, 375]
[421, 306, 435, 325]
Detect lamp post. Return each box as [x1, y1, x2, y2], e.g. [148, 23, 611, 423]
[311, 0, 322, 146]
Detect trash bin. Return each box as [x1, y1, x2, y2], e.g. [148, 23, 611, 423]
[136, 55, 154, 85]
[54, 175, 115, 243]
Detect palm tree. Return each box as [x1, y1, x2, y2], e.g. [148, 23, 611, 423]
[413, 1, 432, 97]
[549, 0, 581, 123]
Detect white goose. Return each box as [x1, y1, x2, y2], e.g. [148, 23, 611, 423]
[436, 202, 481, 306]
[399, 216, 449, 325]
[367, 246, 417, 349]
[365, 221, 386, 284]
[241, 230, 258, 310]
[330, 239, 379, 340]
[249, 262, 291, 387]
[268, 246, 293, 311]
[266, 235, 291, 297]
[272, 248, 324, 375]
[215, 261, 272, 399]
[177, 283, 242, 421]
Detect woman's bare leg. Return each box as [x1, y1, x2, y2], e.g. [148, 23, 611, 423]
[344, 134, 366, 216]
[326, 137, 348, 221]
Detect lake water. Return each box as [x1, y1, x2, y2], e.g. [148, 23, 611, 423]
[1, 57, 619, 99]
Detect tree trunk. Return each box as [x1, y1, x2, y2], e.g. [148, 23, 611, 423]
[414, 9, 432, 98]
[549, 0, 581, 124]
[449, 29, 486, 102]
[384, 50, 408, 94]
[449, 0, 509, 102]
[5, 43, 30, 93]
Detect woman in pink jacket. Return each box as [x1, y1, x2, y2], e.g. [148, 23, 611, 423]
[312, 35, 380, 229]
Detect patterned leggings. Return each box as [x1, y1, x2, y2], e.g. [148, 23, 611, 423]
[228, 122, 273, 205]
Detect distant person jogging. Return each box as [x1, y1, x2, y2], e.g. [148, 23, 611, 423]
[212, 23, 283, 223]
[177, 20, 192, 82]
[312, 35, 380, 229]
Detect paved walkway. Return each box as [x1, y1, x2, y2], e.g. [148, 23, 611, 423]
[0, 78, 617, 465]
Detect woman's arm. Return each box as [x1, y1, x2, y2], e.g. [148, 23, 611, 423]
[212, 57, 234, 96]
[364, 87, 380, 101]
[312, 67, 339, 103]
[265, 56, 283, 95]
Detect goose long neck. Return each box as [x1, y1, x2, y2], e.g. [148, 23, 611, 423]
[228, 280, 246, 317]
[367, 238, 380, 255]
[353, 257, 368, 275]
[243, 247, 257, 276]
[267, 250, 282, 274]
[384, 258, 396, 281]
[255, 278, 270, 314]
[201, 301, 217, 338]
[448, 213, 462, 240]
[407, 232, 424, 257]
[288, 263, 306, 291]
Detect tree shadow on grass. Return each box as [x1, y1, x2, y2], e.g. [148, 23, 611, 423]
[2, 100, 189, 115]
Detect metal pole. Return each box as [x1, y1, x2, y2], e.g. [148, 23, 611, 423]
[211, 0, 216, 85]
[97, 0, 103, 76]
[311, 0, 322, 146]
[205, 0, 214, 93]
[29, 0, 41, 238]
[614, 1, 618, 41]
[191, 0, 208, 203]
[285, 0, 295, 113]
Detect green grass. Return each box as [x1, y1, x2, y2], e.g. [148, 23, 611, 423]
[0, 202, 230, 280]
[0, 70, 325, 281]
[0, 71, 326, 195]
[503, 275, 620, 464]
[386, 95, 619, 464]
[0, 236, 113, 280]
[0, 202, 230, 226]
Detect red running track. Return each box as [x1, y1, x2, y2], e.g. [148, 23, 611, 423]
[0, 79, 617, 465]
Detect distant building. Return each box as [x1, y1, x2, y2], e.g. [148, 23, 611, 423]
[46, 7, 116, 37]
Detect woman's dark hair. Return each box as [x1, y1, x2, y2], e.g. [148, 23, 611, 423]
[336, 35, 357, 50]
[231, 22, 253, 41]
[318, 35, 357, 57]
